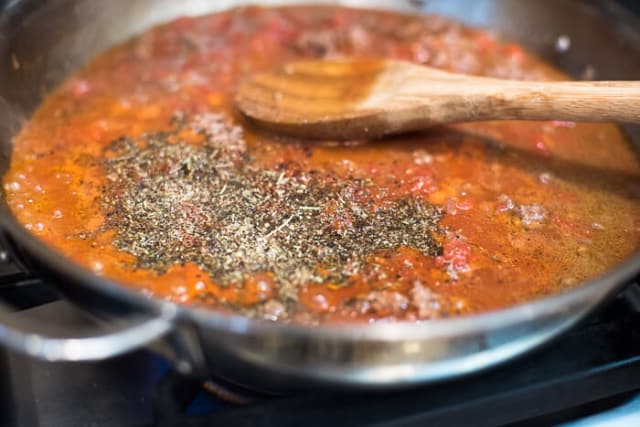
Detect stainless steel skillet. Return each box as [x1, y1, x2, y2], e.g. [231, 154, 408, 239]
[0, 0, 638, 391]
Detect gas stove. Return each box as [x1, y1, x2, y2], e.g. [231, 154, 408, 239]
[1, 251, 640, 427]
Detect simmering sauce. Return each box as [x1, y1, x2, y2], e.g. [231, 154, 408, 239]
[4, 6, 640, 324]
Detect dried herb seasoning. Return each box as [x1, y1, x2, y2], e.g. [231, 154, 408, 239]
[101, 113, 443, 293]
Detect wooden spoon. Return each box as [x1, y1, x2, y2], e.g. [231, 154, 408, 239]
[235, 59, 640, 140]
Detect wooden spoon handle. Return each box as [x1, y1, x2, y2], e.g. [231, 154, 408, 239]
[401, 75, 640, 124]
[484, 80, 640, 123]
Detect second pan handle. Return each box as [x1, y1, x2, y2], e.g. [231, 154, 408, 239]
[0, 297, 175, 361]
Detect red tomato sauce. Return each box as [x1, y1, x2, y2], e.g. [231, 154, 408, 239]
[3, 6, 640, 324]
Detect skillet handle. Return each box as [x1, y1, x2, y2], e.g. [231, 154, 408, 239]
[0, 300, 175, 361]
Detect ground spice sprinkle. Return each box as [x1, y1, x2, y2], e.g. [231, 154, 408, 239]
[101, 113, 443, 296]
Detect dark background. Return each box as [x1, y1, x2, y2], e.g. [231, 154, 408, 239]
[619, 0, 640, 14]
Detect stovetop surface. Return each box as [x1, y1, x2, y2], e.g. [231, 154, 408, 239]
[1, 253, 640, 427]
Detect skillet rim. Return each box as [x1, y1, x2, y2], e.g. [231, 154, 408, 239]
[0, 0, 639, 343]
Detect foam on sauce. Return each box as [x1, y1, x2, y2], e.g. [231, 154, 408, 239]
[4, 6, 640, 324]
